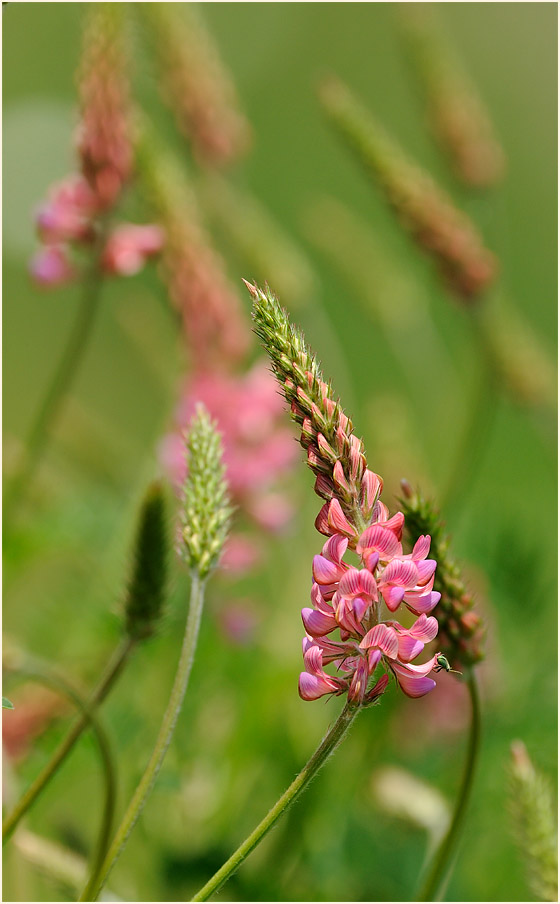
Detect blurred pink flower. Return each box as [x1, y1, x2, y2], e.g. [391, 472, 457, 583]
[162, 362, 298, 508]
[218, 601, 259, 646]
[220, 535, 262, 574]
[102, 223, 165, 276]
[35, 175, 97, 245]
[29, 245, 75, 288]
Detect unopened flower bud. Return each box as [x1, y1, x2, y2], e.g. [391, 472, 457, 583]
[124, 482, 168, 640]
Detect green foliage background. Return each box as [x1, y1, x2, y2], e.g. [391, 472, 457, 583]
[3, 3, 557, 902]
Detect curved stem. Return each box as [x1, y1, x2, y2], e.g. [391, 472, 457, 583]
[4, 234, 108, 520]
[2, 635, 134, 845]
[3, 663, 117, 888]
[440, 308, 499, 516]
[191, 701, 360, 902]
[418, 671, 481, 902]
[80, 574, 207, 902]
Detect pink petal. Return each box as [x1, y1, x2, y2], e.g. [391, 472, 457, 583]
[416, 559, 437, 583]
[405, 591, 441, 615]
[339, 567, 377, 599]
[368, 648, 383, 672]
[299, 672, 340, 701]
[327, 499, 357, 539]
[301, 607, 337, 637]
[357, 524, 401, 559]
[322, 533, 349, 564]
[360, 624, 399, 659]
[411, 535, 431, 560]
[409, 614, 439, 642]
[383, 585, 406, 612]
[396, 635, 424, 662]
[312, 554, 341, 585]
[383, 511, 405, 538]
[393, 671, 436, 698]
[380, 559, 419, 588]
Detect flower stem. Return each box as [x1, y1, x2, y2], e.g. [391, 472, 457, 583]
[4, 234, 107, 520]
[2, 635, 134, 845]
[418, 670, 481, 901]
[191, 701, 360, 902]
[79, 573, 207, 902]
[440, 307, 499, 517]
[3, 662, 117, 889]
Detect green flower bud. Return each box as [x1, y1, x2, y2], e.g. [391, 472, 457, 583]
[124, 481, 169, 640]
[181, 405, 232, 579]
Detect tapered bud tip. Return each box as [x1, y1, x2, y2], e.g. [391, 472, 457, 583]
[510, 740, 533, 778]
[400, 478, 413, 499]
[242, 278, 260, 300]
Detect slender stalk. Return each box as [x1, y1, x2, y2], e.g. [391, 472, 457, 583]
[80, 573, 207, 902]
[2, 635, 134, 845]
[191, 701, 360, 902]
[440, 307, 498, 516]
[4, 232, 108, 520]
[418, 671, 481, 901]
[3, 663, 117, 888]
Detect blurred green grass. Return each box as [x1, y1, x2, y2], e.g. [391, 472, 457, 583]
[3, 3, 557, 902]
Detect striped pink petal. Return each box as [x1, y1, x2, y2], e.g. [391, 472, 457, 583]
[301, 607, 337, 637]
[416, 559, 437, 583]
[405, 590, 441, 615]
[327, 499, 357, 539]
[380, 559, 419, 588]
[299, 672, 344, 700]
[322, 533, 349, 564]
[411, 535, 431, 560]
[409, 614, 439, 642]
[396, 635, 424, 662]
[383, 585, 406, 611]
[338, 567, 377, 599]
[360, 623, 399, 659]
[312, 554, 342, 585]
[357, 524, 401, 560]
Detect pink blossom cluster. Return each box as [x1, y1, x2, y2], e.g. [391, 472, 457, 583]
[30, 174, 164, 289]
[299, 474, 441, 704]
[160, 363, 299, 570]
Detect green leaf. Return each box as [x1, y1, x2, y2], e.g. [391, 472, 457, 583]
[2, 697, 14, 710]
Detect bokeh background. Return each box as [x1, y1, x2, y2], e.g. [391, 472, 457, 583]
[3, 3, 557, 902]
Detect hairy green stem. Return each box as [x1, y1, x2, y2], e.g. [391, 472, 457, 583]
[418, 671, 481, 901]
[4, 234, 107, 520]
[2, 636, 134, 845]
[3, 663, 117, 889]
[191, 701, 360, 902]
[80, 574, 207, 902]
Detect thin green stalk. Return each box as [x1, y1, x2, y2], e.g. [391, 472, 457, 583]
[191, 701, 360, 902]
[418, 671, 481, 901]
[440, 307, 498, 516]
[3, 663, 117, 889]
[4, 233, 108, 520]
[2, 635, 134, 845]
[80, 574, 207, 902]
